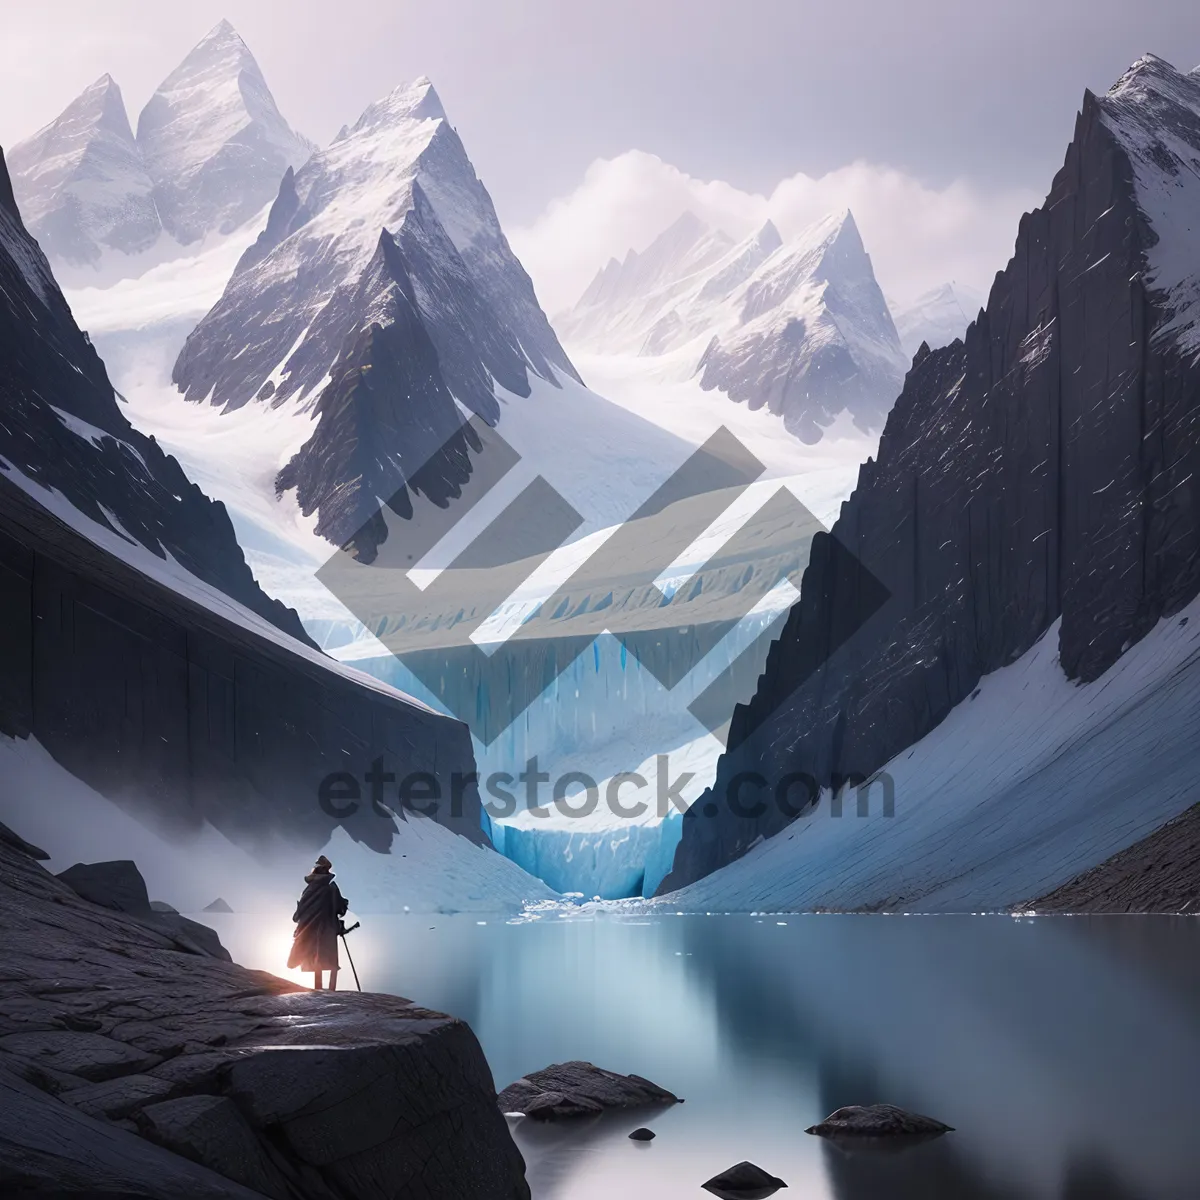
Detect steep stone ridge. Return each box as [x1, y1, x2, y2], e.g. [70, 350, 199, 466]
[173, 76, 577, 419]
[662, 56, 1200, 891]
[0, 833, 530, 1198]
[0, 144, 308, 643]
[0, 480, 486, 853]
[273, 223, 481, 560]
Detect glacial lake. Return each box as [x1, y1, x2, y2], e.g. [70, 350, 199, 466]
[214, 911, 1200, 1200]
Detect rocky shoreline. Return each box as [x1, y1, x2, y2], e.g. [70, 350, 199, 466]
[0, 824, 530, 1199]
[1031, 803, 1200, 913]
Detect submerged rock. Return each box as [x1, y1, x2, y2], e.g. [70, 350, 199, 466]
[702, 1160, 788, 1198]
[806, 1103, 953, 1137]
[628, 1126, 656, 1141]
[497, 1061, 681, 1120]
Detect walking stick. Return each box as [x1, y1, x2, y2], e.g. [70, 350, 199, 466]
[339, 921, 362, 992]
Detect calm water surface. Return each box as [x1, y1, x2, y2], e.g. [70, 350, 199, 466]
[216, 912, 1200, 1200]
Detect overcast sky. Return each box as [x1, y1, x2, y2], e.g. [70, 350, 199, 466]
[3, 0, 1198, 308]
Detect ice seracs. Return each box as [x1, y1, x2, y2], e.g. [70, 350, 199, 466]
[136, 19, 314, 245]
[7, 75, 159, 271]
[556, 208, 907, 443]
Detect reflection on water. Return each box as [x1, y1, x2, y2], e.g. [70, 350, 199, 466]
[215, 913, 1200, 1200]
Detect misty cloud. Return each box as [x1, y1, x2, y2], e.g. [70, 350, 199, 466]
[511, 150, 1041, 317]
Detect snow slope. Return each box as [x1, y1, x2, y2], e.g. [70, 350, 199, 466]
[136, 20, 314, 245]
[556, 209, 907, 441]
[0, 733, 555, 915]
[658, 593, 1200, 912]
[7, 75, 159, 273]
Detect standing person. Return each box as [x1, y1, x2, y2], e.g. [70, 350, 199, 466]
[287, 855, 348, 991]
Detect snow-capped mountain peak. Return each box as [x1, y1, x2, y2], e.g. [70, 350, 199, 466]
[135, 20, 314, 245]
[354, 76, 447, 131]
[1099, 53, 1200, 360]
[174, 72, 577, 415]
[7, 73, 159, 270]
[558, 206, 905, 441]
[170, 73, 578, 555]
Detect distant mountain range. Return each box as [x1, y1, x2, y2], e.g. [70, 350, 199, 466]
[889, 281, 984, 359]
[8, 21, 312, 281]
[557, 209, 911, 443]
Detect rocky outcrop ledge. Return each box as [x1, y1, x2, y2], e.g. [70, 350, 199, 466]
[0, 831, 529, 1198]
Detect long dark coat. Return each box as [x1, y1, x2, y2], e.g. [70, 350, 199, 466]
[288, 870, 347, 972]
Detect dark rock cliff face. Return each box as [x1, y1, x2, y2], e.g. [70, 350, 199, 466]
[0, 481, 486, 852]
[276, 225, 482, 562]
[0, 834, 529, 1199]
[662, 67, 1200, 891]
[0, 146, 308, 645]
[0, 145, 487, 852]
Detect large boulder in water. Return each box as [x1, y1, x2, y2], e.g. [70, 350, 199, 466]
[498, 1061, 681, 1120]
[806, 1103, 953, 1137]
[701, 1160, 788, 1198]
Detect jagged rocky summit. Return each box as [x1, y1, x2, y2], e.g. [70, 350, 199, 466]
[8, 21, 312, 278]
[6, 75, 159, 268]
[0, 831, 530, 1199]
[557, 208, 907, 441]
[136, 19, 314, 245]
[173, 75, 579, 560]
[661, 55, 1200, 892]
